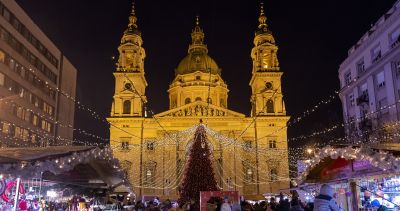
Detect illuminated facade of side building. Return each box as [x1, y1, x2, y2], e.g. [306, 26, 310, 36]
[108, 4, 290, 199]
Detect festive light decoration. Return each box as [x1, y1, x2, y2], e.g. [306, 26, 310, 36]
[297, 146, 400, 183]
[290, 91, 338, 125]
[178, 125, 218, 207]
[0, 147, 127, 185]
[1, 180, 25, 203]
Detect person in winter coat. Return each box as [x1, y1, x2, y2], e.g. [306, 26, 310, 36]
[371, 199, 388, 211]
[313, 184, 341, 211]
[290, 198, 304, 211]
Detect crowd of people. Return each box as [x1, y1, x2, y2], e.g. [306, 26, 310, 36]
[116, 184, 345, 211]
[4, 184, 392, 211]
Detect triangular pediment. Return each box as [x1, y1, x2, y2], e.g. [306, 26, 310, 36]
[154, 101, 245, 118]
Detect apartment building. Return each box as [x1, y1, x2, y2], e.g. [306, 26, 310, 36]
[339, 0, 400, 142]
[0, 0, 77, 147]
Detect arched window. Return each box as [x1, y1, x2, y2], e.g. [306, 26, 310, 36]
[270, 168, 278, 181]
[123, 100, 131, 114]
[185, 98, 191, 104]
[195, 97, 202, 101]
[266, 99, 274, 113]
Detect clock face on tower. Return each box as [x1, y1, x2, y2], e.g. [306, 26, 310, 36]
[125, 83, 132, 90]
[265, 82, 273, 90]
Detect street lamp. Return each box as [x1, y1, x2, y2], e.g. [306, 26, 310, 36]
[306, 148, 313, 154]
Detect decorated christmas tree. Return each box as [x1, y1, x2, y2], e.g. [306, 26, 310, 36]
[178, 122, 218, 207]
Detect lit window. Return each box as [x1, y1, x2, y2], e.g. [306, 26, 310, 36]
[2, 122, 10, 134]
[269, 140, 277, 148]
[376, 71, 385, 88]
[371, 45, 381, 63]
[0, 72, 4, 86]
[43, 102, 53, 115]
[0, 50, 5, 63]
[32, 115, 38, 126]
[14, 127, 22, 139]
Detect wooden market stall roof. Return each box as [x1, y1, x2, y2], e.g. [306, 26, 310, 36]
[0, 146, 130, 191]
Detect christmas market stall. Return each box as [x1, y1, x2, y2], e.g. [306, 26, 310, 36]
[296, 145, 400, 211]
[0, 146, 131, 210]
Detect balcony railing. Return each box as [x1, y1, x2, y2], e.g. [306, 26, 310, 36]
[356, 93, 369, 105]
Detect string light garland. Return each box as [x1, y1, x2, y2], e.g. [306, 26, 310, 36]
[297, 146, 400, 183]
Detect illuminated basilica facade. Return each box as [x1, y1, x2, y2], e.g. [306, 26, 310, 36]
[108, 4, 290, 199]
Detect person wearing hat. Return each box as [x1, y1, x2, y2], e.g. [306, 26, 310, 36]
[313, 184, 341, 211]
[371, 199, 388, 211]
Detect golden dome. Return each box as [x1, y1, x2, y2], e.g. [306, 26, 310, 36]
[175, 52, 221, 75]
[175, 16, 221, 76]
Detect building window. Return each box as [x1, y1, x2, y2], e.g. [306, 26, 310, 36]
[390, 28, 400, 48]
[146, 141, 155, 151]
[349, 94, 355, 107]
[344, 72, 352, 85]
[195, 97, 202, 101]
[196, 76, 201, 80]
[0, 50, 4, 63]
[360, 83, 368, 95]
[14, 127, 22, 139]
[270, 168, 278, 181]
[371, 45, 381, 63]
[378, 97, 388, 112]
[2, 122, 10, 134]
[395, 61, 400, 76]
[220, 98, 226, 108]
[43, 102, 53, 115]
[123, 100, 131, 114]
[269, 140, 276, 148]
[41, 120, 51, 132]
[242, 161, 255, 182]
[357, 59, 365, 75]
[0, 72, 4, 86]
[244, 140, 252, 150]
[266, 99, 274, 113]
[185, 98, 191, 104]
[32, 115, 39, 126]
[376, 71, 385, 88]
[121, 141, 129, 150]
[144, 161, 157, 188]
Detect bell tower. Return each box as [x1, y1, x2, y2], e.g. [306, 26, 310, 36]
[111, 2, 147, 117]
[249, 3, 286, 116]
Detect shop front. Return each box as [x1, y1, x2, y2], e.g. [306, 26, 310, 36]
[297, 146, 400, 211]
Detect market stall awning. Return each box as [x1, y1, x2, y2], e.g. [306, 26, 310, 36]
[0, 146, 130, 191]
[297, 145, 400, 184]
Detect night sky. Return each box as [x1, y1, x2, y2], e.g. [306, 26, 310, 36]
[16, 0, 397, 147]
